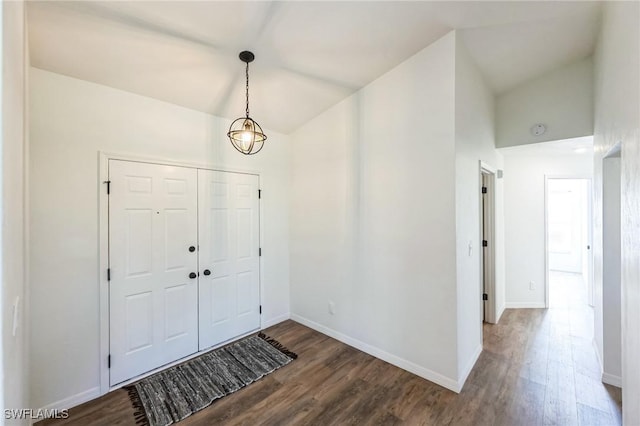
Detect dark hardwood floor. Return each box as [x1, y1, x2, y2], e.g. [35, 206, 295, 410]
[39, 272, 621, 426]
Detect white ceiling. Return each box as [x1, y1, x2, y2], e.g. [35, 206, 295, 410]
[27, 1, 602, 134]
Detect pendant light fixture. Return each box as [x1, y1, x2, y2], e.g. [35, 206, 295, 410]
[227, 51, 267, 155]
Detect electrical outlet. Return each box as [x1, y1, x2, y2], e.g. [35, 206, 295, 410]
[328, 300, 336, 315]
[529, 281, 535, 291]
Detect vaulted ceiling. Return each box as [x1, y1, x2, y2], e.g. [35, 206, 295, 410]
[27, 1, 601, 134]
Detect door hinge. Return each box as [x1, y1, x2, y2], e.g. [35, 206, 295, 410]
[483, 293, 488, 301]
[482, 240, 488, 247]
[105, 180, 111, 194]
[258, 189, 262, 199]
[259, 247, 262, 257]
[482, 186, 487, 194]
[259, 305, 262, 314]
[107, 268, 111, 281]
[108, 354, 111, 368]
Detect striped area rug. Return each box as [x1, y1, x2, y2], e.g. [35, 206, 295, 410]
[126, 333, 297, 426]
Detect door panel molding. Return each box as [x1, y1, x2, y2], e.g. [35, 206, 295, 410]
[198, 169, 261, 350]
[109, 160, 199, 385]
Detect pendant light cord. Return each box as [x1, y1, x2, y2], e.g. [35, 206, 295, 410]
[245, 61, 250, 118]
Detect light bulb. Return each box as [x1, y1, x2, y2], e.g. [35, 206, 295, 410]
[240, 131, 253, 150]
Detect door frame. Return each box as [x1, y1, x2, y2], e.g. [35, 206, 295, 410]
[98, 151, 263, 395]
[544, 175, 593, 308]
[480, 161, 497, 324]
[601, 144, 622, 386]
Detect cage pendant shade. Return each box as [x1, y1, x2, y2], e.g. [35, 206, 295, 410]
[228, 51, 267, 155]
[228, 117, 266, 154]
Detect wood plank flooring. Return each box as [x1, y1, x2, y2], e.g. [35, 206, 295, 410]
[39, 272, 621, 425]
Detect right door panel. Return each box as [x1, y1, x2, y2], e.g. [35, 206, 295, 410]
[198, 169, 261, 349]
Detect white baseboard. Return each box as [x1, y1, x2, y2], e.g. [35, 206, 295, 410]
[38, 386, 100, 412]
[505, 302, 546, 309]
[458, 344, 483, 390]
[590, 339, 622, 388]
[602, 372, 622, 388]
[593, 338, 604, 372]
[262, 312, 290, 329]
[290, 313, 460, 393]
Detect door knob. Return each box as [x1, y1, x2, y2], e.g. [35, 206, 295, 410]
[189, 272, 197, 279]
[189, 246, 196, 253]
[203, 269, 211, 276]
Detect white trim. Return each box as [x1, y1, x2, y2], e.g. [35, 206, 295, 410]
[458, 344, 483, 391]
[593, 337, 604, 371]
[586, 178, 594, 307]
[98, 150, 261, 176]
[480, 162, 497, 324]
[37, 387, 100, 412]
[23, 18, 32, 415]
[496, 303, 506, 322]
[603, 142, 622, 159]
[98, 153, 110, 395]
[479, 161, 497, 174]
[257, 173, 264, 333]
[290, 314, 461, 393]
[544, 176, 550, 309]
[262, 313, 290, 329]
[505, 302, 547, 309]
[98, 151, 265, 395]
[602, 373, 622, 388]
[591, 331, 622, 393]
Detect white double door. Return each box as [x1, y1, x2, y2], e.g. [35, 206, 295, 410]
[109, 160, 260, 385]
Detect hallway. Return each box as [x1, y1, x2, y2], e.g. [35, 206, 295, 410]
[479, 271, 621, 425]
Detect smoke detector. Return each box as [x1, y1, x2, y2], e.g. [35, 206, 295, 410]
[530, 123, 546, 136]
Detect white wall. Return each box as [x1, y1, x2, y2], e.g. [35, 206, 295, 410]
[593, 2, 640, 423]
[290, 32, 461, 391]
[290, 31, 506, 392]
[496, 58, 593, 148]
[453, 37, 504, 382]
[602, 156, 621, 384]
[2, 1, 29, 422]
[501, 145, 593, 308]
[28, 68, 290, 410]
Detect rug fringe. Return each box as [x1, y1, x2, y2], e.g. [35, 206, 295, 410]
[258, 332, 298, 359]
[125, 385, 151, 426]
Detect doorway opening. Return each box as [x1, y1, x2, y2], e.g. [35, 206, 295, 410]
[480, 163, 496, 324]
[545, 177, 592, 309]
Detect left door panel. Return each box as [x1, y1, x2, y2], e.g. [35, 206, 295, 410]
[109, 160, 198, 385]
